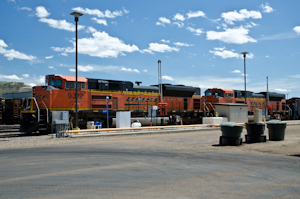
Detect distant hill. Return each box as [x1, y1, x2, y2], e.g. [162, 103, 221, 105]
[0, 81, 32, 97]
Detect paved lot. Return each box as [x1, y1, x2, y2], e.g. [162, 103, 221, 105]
[0, 125, 299, 198]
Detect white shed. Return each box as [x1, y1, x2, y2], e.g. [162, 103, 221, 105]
[214, 103, 248, 123]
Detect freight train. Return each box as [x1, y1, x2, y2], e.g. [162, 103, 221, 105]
[19, 74, 202, 133]
[0, 74, 294, 133]
[202, 88, 289, 118]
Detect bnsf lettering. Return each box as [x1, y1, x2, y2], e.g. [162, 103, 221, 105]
[126, 97, 159, 102]
[250, 102, 265, 106]
[35, 95, 48, 99]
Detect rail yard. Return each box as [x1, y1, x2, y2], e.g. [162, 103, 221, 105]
[1, 74, 299, 135]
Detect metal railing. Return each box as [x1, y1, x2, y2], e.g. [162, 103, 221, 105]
[41, 100, 49, 123]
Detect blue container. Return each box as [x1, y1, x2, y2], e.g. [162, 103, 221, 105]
[94, 122, 102, 129]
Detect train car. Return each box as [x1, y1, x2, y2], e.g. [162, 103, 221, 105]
[202, 88, 288, 117]
[286, 97, 300, 120]
[1, 98, 23, 124]
[20, 74, 203, 133]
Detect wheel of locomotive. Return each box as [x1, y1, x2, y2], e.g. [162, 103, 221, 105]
[20, 114, 38, 134]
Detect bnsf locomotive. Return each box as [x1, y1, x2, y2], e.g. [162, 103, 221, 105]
[201, 88, 288, 117]
[19, 74, 202, 133]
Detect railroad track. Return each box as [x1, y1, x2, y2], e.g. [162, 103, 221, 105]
[0, 125, 47, 138]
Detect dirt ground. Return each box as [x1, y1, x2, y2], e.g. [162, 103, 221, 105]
[0, 123, 299, 157]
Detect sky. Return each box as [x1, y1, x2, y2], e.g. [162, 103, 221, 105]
[1, 0, 300, 98]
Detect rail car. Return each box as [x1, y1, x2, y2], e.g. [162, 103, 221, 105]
[201, 88, 289, 118]
[19, 74, 203, 133]
[286, 97, 300, 120]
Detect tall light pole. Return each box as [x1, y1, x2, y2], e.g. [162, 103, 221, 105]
[241, 52, 248, 104]
[158, 60, 162, 102]
[71, 12, 83, 129]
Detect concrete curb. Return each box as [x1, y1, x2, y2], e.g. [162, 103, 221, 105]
[67, 121, 300, 138]
[69, 126, 220, 138]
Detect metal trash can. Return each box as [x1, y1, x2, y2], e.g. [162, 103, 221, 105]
[266, 120, 287, 141]
[245, 122, 266, 143]
[219, 122, 243, 146]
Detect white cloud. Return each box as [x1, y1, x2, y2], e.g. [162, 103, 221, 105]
[173, 21, 184, 28]
[45, 55, 53, 59]
[53, 30, 139, 58]
[0, 39, 36, 61]
[187, 10, 206, 19]
[293, 26, 300, 35]
[72, 7, 126, 18]
[86, 27, 97, 33]
[143, 69, 147, 72]
[231, 70, 242, 73]
[0, 40, 8, 47]
[48, 66, 56, 70]
[159, 17, 171, 24]
[0, 74, 22, 80]
[35, 6, 50, 18]
[209, 47, 255, 59]
[38, 18, 85, 32]
[206, 26, 257, 44]
[209, 49, 240, 59]
[77, 65, 94, 72]
[260, 3, 275, 13]
[161, 39, 170, 43]
[19, 7, 31, 11]
[120, 67, 140, 73]
[162, 75, 174, 81]
[290, 74, 300, 78]
[156, 17, 171, 26]
[91, 17, 108, 26]
[173, 13, 185, 21]
[186, 27, 204, 35]
[275, 88, 290, 92]
[221, 9, 262, 25]
[173, 42, 193, 47]
[22, 74, 29, 78]
[143, 43, 179, 53]
[37, 75, 45, 84]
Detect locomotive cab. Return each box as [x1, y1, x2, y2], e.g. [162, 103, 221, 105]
[204, 88, 234, 104]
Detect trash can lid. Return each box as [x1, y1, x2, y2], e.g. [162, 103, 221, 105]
[266, 119, 285, 124]
[220, 122, 236, 127]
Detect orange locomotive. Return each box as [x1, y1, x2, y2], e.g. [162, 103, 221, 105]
[20, 74, 202, 133]
[202, 88, 287, 116]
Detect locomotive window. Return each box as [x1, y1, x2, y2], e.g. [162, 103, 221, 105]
[66, 81, 85, 90]
[49, 80, 62, 87]
[205, 92, 212, 96]
[65, 81, 70, 89]
[70, 82, 75, 89]
[225, 93, 233, 97]
[213, 91, 223, 96]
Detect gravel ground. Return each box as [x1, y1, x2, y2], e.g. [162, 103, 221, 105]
[0, 123, 299, 156]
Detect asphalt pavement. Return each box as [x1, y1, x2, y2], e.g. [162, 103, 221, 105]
[0, 129, 300, 199]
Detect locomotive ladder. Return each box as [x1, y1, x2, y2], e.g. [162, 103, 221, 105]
[0, 100, 2, 124]
[38, 100, 49, 133]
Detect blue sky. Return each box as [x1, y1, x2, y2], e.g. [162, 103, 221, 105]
[1, 0, 300, 98]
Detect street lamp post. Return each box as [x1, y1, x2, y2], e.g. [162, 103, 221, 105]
[158, 60, 162, 102]
[71, 12, 83, 129]
[241, 52, 248, 104]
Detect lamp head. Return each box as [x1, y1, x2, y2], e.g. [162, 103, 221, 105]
[71, 12, 83, 18]
[241, 52, 248, 58]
